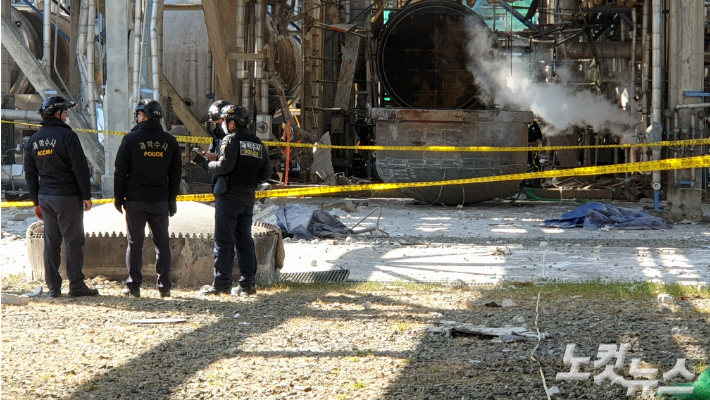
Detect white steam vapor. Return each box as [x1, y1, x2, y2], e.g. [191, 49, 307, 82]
[465, 20, 638, 137]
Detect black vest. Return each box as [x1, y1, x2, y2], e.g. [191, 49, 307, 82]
[227, 131, 266, 187]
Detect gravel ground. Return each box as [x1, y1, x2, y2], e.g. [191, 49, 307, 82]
[2, 278, 708, 400]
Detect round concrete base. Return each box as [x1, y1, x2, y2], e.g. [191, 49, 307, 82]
[26, 202, 283, 287]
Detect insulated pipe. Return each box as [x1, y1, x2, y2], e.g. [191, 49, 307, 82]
[1, 109, 43, 121]
[651, 0, 662, 189]
[76, 0, 89, 105]
[629, 8, 638, 114]
[641, 0, 650, 126]
[236, 0, 246, 80]
[131, 0, 144, 109]
[42, 0, 51, 73]
[564, 41, 638, 59]
[149, 0, 161, 100]
[261, 77, 268, 114]
[254, 0, 265, 112]
[675, 103, 710, 110]
[86, 0, 97, 130]
[242, 78, 250, 110]
[651, 0, 661, 126]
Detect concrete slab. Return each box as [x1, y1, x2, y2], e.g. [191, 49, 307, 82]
[272, 198, 710, 285]
[3, 197, 710, 285]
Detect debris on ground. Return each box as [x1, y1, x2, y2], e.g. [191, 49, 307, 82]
[130, 318, 187, 324]
[23, 286, 43, 297]
[657, 293, 674, 303]
[1, 293, 29, 306]
[320, 201, 360, 213]
[541, 202, 671, 230]
[427, 321, 550, 342]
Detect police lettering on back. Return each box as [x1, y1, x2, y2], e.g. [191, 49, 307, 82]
[240, 141, 262, 158]
[139, 140, 169, 157]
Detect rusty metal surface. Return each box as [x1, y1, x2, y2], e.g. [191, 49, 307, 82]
[333, 33, 361, 111]
[376, 1, 487, 109]
[372, 108, 532, 205]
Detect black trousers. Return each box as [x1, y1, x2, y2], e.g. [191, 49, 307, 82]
[213, 197, 257, 289]
[38, 195, 86, 291]
[124, 200, 171, 292]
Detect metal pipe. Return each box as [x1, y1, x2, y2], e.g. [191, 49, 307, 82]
[207, 46, 214, 98]
[651, 0, 661, 125]
[345, 0, 351, 24]
[149, 0, 161, 100]
[629, 6, 637, 114]
[76, 0, 89, 105]
[254, 0, 265, 112]
[1, 109, 43, 121]
[651, 0, 662, 189]
[53, 4, 76, 107]
[690, 114, 696, 188]
[564, 41, 640, 59]
[675, 103, 710, 110]
[42, 0, 51, 73]
[236, 0, 246, 80]
[641, 0, 650, 125]
[261, 78, 268, 115]
[86, 0, 97, 130]
[131, 0, 144, 109]
[139, 0, 152, 91]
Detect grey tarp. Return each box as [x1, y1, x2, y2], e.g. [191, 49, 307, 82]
[273, 204, 350, 239]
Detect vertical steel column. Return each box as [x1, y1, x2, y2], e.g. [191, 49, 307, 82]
[103, 0, 133, 197]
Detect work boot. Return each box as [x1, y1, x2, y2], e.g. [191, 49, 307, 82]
[122, 287, 141, 298]
[69, 284, 99, 297]
[198, 285, 230, 295]
[232, 285, 257, 296]
[159, 290, 171, 298]
[47, 288, 61, 298]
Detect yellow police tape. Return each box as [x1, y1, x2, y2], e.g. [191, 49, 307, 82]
[3, 155, 708, 208]
[3, 119, 709, 152]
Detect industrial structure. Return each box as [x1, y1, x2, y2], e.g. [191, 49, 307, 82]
[1, 0, 708, 220]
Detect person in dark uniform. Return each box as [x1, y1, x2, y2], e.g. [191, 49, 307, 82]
[114, 100, 182, 298]
[198, 104, 271, 296]
[24, 96, 99, 298]
[207, 99, 233, 154]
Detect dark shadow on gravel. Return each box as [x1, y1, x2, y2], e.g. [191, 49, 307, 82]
[373, 295, 709, 400]
[48, 290, 446, 400]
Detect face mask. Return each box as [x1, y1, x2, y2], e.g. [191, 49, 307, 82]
[221, 121, 230, 134]
[214, 124, 225, 139]
[64, 117, 71, 125]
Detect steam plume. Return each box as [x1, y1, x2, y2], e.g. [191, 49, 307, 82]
[465, 20, 638, 137]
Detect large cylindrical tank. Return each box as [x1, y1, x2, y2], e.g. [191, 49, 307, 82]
[376, 0, 485, 109]
[9, 7, 72, 94]
[373, 108, 532, 205]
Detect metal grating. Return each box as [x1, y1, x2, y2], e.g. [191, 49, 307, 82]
[280, 270, 350, 283]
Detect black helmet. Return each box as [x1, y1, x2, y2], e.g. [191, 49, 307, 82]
[38, 96, 76, 118]
[208, 100, 233, 122]
[135, 99, 162, 120]
[220, 104, 252, 127]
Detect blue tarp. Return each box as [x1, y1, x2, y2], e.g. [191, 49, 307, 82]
[273, 204, 350, 239]
[542, 202, 671, 230]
